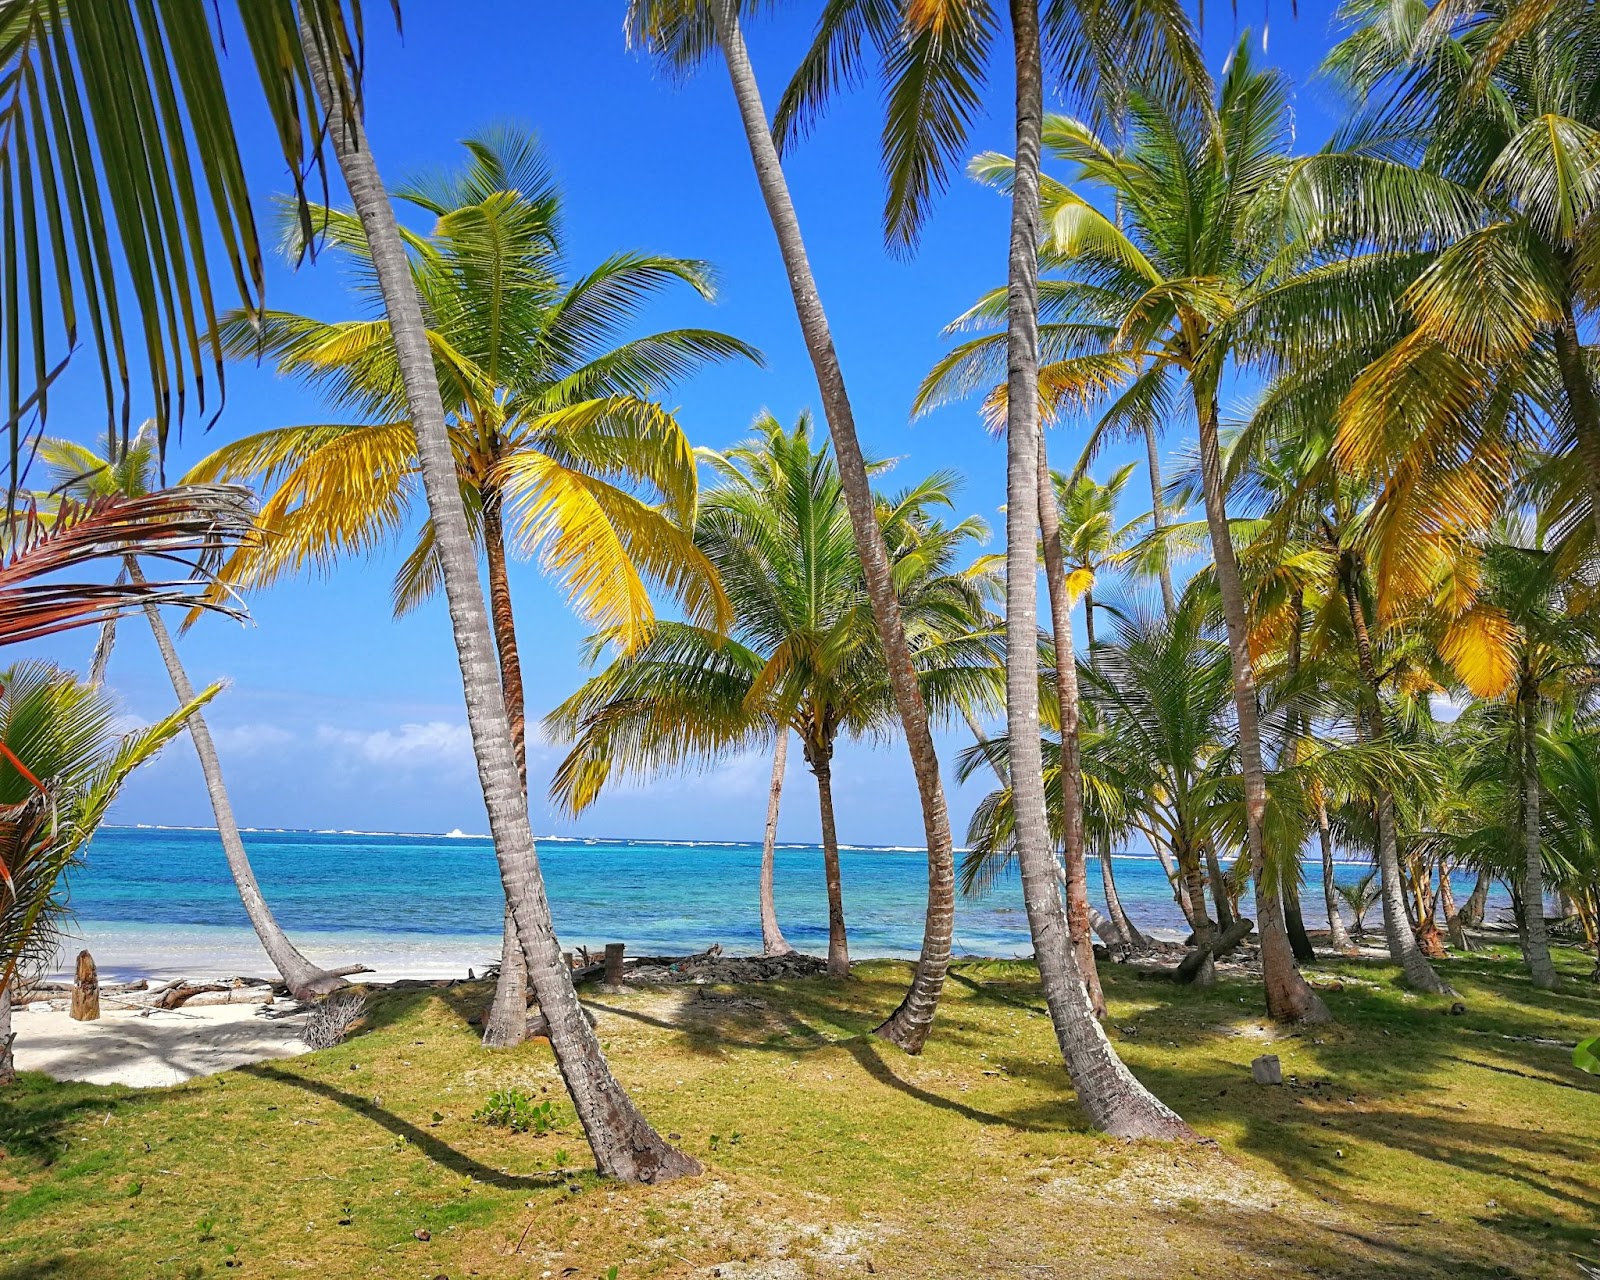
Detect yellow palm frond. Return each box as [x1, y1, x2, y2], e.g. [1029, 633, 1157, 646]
[1437, 603, 1517, 698]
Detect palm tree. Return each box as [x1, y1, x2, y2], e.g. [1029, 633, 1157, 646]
[295, 21, 697, 1182]
[2, 3, 692, 1180]
[1324, 0, 1600, 575]
[190, 127, 751, 1043]
[546, 413, 1001, 978]
[623, 0, 972, 1056]
[39, 430, 353, 1001]
[1476, 540, 1600, 988]
[1, 661, 213, 1084]
[925, 44, 1335, 1023]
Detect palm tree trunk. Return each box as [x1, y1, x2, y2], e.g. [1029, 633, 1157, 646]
[1037, 435, 1104, 1016]
[707, 0, 954, 1054]
[301, 25, 695, 1183]
[1316, 795, 1356, 953]
[1409, 854, 1446, 958]
[997, 0, 1190, 1139]
[1204, 841, 1235, 932]
[808, 745, 849, 979]
[1520, 693, 1559, 989]
[1099, 845, 1142, 950]
[1460, 866, 1490, 928]
[482, 488, 531, 1049]
[1193, 393, 1328, 1024]
[1143, 421, 1177, 618]
[1552, 307, 1600, 547]
[1151, 832, 1196, 926]
[1283, 877, 1316, 963]
[1339, 556, 1453, 995]
[128, 559, 343, 1001]
[761, 732, 794, 956]
[0, 978, 14, 1086]
[1178, 838, 1216, 987]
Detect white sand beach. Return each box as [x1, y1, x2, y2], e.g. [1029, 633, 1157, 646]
[11, 999, 312, 1089]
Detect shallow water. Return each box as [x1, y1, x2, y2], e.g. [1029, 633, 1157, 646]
[52, 826, 1503, 982]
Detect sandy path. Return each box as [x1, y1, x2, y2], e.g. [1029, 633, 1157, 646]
[11, 1000, 311, 1088]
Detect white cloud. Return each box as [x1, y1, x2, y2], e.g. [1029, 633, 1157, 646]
[210, 722, 295, 755]
[317, 720, 474, 768]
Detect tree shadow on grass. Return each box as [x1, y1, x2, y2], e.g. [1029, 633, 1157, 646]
[239, 1062, 557, 1193]
[0, 1074, 146, 1164]
[0, 1256, 123, 1280]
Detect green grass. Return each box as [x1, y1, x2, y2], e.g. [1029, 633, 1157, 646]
[2, 945, 1597, 1278]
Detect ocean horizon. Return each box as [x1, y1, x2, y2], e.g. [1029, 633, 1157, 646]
[50, 825, 1503, 984]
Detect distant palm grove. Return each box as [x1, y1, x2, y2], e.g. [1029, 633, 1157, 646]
[3, 0, 1599, 1226]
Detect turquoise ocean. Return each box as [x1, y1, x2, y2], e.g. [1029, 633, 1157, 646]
[54, 826, 1502, 982]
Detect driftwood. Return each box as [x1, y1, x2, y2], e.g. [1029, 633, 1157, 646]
[70, 951, 100, 1021]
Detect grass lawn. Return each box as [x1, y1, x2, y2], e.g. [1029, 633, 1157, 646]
[2, 944, 1597, 1279]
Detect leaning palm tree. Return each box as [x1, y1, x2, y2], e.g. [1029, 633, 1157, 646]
[546, 414, 1001, 978]
[1, 661, 215, 1084]
[191, 127, 750, 1044]
[2, 3, 692, 1181]
[40, 430, 352, 1000]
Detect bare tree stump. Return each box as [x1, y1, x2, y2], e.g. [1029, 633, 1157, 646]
[70, 951, 100, 1022]
[603, 942, 626, 987]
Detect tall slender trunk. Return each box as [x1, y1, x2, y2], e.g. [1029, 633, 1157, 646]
[708, 0, 953, 1053]
[807, 743, 849, 979]
[1037, 435, 1104, 1016]
[1520, 692, 1558, 989]
[1339, 556, 1453, 995]
[129, 560, 342, 1001]
[1280, 592, 1315, 965]
[1409, 854, 1446, 958]
[0, 979, 14, 1086]
[1316, 794, 1356, 953]
[1192, 391, 1328, 1023]
[1083, 587, 1097, 655]
[1440, 862, 1468, 951]
[1552, 306, 1600, 546]
[482, 488, 531, 1049]
[301, 27, 694, 1182]
[1143, 421, 1178, 617]
[760, 732, 794, 956]
[997, 0, 1191, 1139]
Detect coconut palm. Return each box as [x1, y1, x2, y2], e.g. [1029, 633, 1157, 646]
[1323, 0, 1600, 579]
[1, 661, 214, 1084]
[294, 22, 696, 1182]
[38, 429, 353, 1000]
[2, 3, 692, 1180]
[925, 42, 1344, 1023]
[545, 413, 1001, 978]
[190, 126, 751, 1044]
[1334, 871, 1381, 940]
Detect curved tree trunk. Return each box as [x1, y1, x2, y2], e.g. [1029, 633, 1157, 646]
[707, 0, 953, 1053]
[1459, 866, 1490, 929]
[1192, 394, 1328, 1024]
[1409, 855, 1446, 958]
[129, 560, 344, 1001]
[1284, 877, 1316, 963]
[1143, 421, 1178, 618]
[482, 489, 531, 1049]
[1316, 795, 1356, 953]
[1152, 833, 1196, 926]
[302, 27, 695, 1183]
[760, 733, 794, 956]
[1204, 840, 1235, 933]
[1037, 435, 1104, 1017]
[807, 745, 849, 979]
[1520, 694, 1559, 989]
[1178, 839, 1217, 987]
[1099, 845, 1143, 951]
[0, 979, 14, 1086]
[1339, 558, 1453, 995]
[997, 0, 1191, 1140]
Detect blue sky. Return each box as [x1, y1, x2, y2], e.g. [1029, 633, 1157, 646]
[36, 4, 1352, 844]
